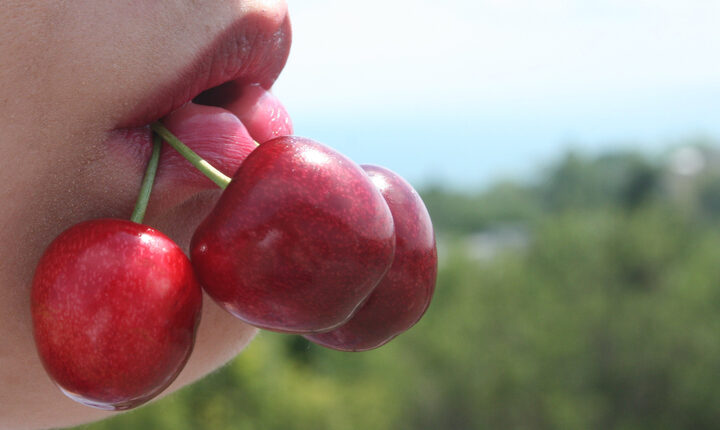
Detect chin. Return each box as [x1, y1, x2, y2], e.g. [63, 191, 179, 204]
[147, 189, 224, 252]
[144, 189, 261, 395]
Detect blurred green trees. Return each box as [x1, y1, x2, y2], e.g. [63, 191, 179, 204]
[76, 143, 720, 430]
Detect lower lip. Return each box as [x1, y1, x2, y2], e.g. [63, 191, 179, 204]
[104, 83, 293, 210]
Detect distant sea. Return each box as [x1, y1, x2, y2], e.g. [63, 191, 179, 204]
[291, 87, 720, 191]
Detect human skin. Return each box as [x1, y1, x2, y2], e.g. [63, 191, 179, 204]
[0, 1, 290, 428]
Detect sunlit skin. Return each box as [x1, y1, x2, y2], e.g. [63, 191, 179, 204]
[0, 1, 289, 428]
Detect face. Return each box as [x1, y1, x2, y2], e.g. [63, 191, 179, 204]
[0, 0, 290, 427]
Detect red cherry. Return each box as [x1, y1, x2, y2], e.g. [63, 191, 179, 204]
[31, 219, 202, 410]
[305, 165, 438, 351]
[191, 136, 395, 334]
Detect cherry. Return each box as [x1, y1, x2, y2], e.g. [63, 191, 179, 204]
[190, 136, 396, 334]
[31, 134, 202, 410]
[31, 219, 202, 410]
[305, 165, 437, 351]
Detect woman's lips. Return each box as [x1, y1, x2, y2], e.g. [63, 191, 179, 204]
[158, 103, 258, 189]
[118, 13, 292, 130]
[106, 12, 293, 215]
[158, 90, 293, 189]
[195, 81, 293, 144]
[107, 85, 293, 214]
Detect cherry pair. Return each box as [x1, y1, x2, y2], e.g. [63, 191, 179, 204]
[31, 128, 437, 411]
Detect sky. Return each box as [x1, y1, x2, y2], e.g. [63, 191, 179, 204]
[272, 0, 720, 188]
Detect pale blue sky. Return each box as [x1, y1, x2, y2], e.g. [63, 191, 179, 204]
[273, 0, 720, 188]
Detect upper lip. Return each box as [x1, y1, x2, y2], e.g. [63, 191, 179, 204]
[118, 13, 292, 129]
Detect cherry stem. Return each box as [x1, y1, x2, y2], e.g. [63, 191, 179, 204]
[150, 122, 232, 189]
[130, 133, 162, 224]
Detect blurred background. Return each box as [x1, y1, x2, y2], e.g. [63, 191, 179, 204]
[77, 1, 720, 429]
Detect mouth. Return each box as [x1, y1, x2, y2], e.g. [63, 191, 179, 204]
[107, 11, 293, 204]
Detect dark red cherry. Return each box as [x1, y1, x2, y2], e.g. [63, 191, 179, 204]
[31, 219, 202, 410]
[305, 165, 437, 351]
[191, 136, 395, 333]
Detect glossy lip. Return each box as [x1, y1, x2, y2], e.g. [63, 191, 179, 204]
[104, 10, 292, 216]
[117, 12, 292, 129]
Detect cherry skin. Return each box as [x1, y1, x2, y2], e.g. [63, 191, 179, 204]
[31, 219, 202, 410]
[305, 165, 438, 351]
[191, 136, 396, 334]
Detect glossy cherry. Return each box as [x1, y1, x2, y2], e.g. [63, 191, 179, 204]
[191, 136, 396, 334]
[305, 165, 437, 351]
[31, 219, 202, 410]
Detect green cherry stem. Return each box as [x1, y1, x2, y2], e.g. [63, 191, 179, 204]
[130, 133, 162, 224]
[150, 122, 232, 189]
